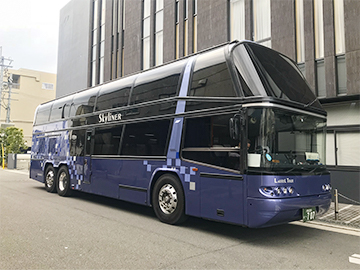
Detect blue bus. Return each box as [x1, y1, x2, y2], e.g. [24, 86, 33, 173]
[30, 41, 331, 228]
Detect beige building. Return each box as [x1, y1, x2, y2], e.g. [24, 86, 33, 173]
[1, 68, 56, 145]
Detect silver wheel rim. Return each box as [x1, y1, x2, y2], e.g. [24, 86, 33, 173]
[158, 184, 178, 214]
[46, 170, 54, 188]
[58, 172, 67, 191]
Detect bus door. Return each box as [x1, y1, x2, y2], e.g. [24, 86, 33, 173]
[83, 129, 94, 184]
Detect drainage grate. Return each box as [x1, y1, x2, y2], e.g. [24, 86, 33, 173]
[318, 203, 360, 228]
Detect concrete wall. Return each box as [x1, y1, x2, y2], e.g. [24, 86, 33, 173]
[123, 0, 142, 76]
[56, 0, 91, 98]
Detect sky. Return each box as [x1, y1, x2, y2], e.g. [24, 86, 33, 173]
[0, 0, 71, 74]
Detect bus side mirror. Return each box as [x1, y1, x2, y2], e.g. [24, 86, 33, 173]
[229, 117, 240, 140]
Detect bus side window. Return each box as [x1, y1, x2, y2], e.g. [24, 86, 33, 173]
[48, 138, 57, 155]
[121, 120, 170, 156]
[182, 114, 240, 171]
[70, 130, 85, 156]
[93, 126, 123, 155]
[38, 137, 46, 154]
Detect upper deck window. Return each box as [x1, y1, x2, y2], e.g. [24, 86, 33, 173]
[69, 87, 100, 117]
[34, 103, 53, 125]
[95, 76, 134, 111]
[189, 47, 236, 97]
[49, 96, 73, 121]
[129, 60, 186, 105]
[233, 43, 321, 109]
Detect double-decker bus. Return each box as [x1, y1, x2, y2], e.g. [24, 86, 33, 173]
[30, 41, 331, 228]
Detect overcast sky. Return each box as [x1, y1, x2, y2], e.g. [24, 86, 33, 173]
[0, 0, 70, 74]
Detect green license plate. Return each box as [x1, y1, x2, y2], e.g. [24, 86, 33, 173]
[302, 207, 316, 222]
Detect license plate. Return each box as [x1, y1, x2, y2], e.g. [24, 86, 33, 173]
[302, 207, 316, 222]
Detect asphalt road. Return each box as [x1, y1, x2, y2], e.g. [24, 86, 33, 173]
[1, 169, 359, 269]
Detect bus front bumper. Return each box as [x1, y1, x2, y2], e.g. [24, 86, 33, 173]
[246, 193, 332, 228]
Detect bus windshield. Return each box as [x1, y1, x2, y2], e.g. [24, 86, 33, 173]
[247, 108, 326, 172]
[232, 43, 322, 110]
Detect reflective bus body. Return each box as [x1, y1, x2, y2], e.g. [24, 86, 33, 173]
[30, 41, 331, 228]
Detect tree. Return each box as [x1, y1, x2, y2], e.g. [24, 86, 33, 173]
[0, 127, 27, 165]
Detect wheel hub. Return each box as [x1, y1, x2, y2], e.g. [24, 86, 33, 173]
[46, 171, 54, 187]
[158, 184, 178, 214]
[58, 172, 67, 191]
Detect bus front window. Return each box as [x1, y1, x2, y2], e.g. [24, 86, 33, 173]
[247, 108, 326, 172]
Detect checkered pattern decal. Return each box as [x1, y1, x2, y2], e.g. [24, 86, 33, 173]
[143, 159, 196, 183]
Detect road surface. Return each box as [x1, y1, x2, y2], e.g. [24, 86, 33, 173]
[1, 169, 359, 269]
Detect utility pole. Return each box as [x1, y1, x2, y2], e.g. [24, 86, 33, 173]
[0, 47, 13, 123]
[5, 74, 13, 123]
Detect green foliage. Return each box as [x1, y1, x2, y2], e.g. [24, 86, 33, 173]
[0, 127, 27, 161]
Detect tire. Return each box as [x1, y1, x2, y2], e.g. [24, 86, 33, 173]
[44, 166, 57, 193]
[152, 174, 187, 225]
[56, 166, 72, 197]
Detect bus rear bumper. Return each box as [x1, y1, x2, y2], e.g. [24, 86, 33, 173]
[246, 193, 332, 228]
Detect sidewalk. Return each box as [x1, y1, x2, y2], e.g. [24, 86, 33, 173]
[316, 202, 360, 229]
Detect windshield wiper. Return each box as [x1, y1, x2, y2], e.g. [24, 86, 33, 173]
[304, 97, 318, 108]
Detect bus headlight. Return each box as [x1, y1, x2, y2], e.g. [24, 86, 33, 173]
[260, 186, 297, 197]
[322, 184, 331, 192]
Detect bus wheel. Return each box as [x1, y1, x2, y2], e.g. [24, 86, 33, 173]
[56, 166, 72, 197]
[44, 166, 57, 193]
[152, 174, 187, 225]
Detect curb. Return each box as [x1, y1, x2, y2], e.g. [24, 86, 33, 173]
[292, 220, 360, 236]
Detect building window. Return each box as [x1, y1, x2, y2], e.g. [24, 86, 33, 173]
[295, 0, 305, 63]
[99, 0, 106, 84]
[155, 0, 164, 66]
[334, 0, 346, 95]
[121, 0, 125, 76]
[142, 0, 151, 70]
[253, 0, 271, 47]
[327, 128, 360, 167]
[193, 0, 197, 53]
[184, 0, 189, 56]
[336, 55, 347, 95]
[334, 0, 345, 55]
[175, 0, 180, 59]
[42, 83, 54, 90]
[111, 0, 117, 80]
[230, 0, 245, 41]
[297, 63, 306, 78]
[314, 0, 324, 59]
[12, 74, 20, 89]
[316, 59, 326, 98]
[91, 0, 99, 87]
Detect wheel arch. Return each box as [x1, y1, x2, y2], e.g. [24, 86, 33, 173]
[148, 169, 184, 207]
[44, 162, 57, 178]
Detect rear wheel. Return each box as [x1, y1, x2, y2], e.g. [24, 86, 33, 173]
[44, 166, 56, 193]
[152, 174, 187, 225]
[56, 166, 72, 197]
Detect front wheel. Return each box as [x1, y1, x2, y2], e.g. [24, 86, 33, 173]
[56, 166, 72, 197]
[152, 174, 187, 225]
